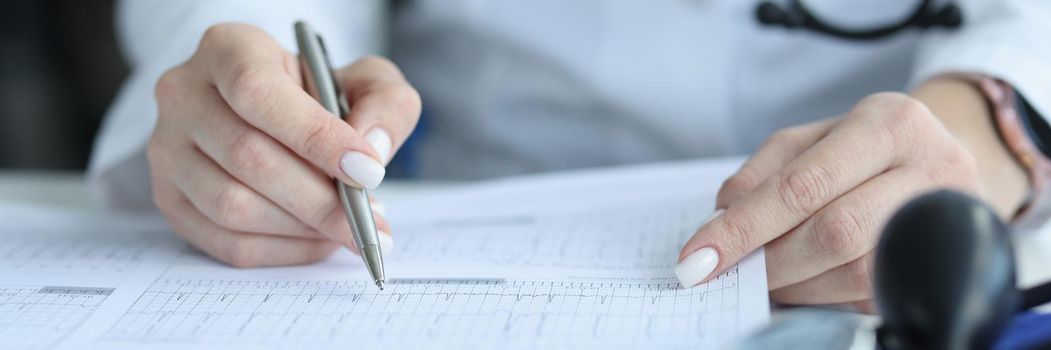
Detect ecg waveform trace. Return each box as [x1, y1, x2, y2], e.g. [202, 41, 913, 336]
[0, 286, 113, 350]
[102, 272, 739, 348]
[393, 198, 709, 271]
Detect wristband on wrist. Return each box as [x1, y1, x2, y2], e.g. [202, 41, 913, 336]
[967, 75, 1051, 230]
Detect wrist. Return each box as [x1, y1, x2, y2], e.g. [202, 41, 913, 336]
[911, 76, 1030, 219]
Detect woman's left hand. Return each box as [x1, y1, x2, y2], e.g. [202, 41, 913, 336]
[674, 92, 987, 312]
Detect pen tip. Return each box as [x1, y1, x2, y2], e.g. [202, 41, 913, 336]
[376, 280, 385, 290]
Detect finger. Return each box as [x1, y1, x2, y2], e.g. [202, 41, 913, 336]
[848, 300, 878, 314]
[678, 98, 921, 287]
[368, 198, 393, 254]
[373, 208, 391, 232]
[336, 57, 421, 164]
[310, 205, 393, 255]
[155, 178, 340, 267]
[170, 195, 340, 268]
[187, 89, 362, 247]
[374, 211, 394, 255]
[770, 253, 875, 306]
[764, 168, 926, 289]
[717, 118, 838, 208]
[160, 143, 319, 238]
[205, 32, 386, 190]
[370, 200, 387, 217]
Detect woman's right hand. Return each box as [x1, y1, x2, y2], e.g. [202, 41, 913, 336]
[148, 23, 421, 267]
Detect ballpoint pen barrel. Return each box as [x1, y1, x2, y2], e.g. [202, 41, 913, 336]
[296, 20, 387, 290]
[340, 184, 380, 248]
[339, 183, 386, 288]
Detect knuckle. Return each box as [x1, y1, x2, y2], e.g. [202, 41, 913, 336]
[946, 143, 978, 170]
[145, 134, 177, 176]
[200, 23, 258, 49]
[845, 256, 875, 295]
[719, 167, 759, 202]
[150, 185, 175, 215]
[201, 24, 233, 46]
[713, 216, 758, 260]
[777, 166, 833, 214]
[893, 95, 932, 123]
[297, 115, 338, 159]
[936, 144, 981, 189]
[357, 55, 399, 73]
[154, 68, 184, 105]
[145, 137, 164, 167]
[221, 237, 260, 268]
[312, 199, 343, 233]
[382, 84, 423, 118]
[812, 207, 867, 258]
[212, 186, 256, 230]
[227, 130, 274, 173]
[306, 243, 338, 262]
[227, 62, 275, 109]
[878, 93, 935, 140]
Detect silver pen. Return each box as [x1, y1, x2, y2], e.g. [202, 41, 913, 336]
[294, 21, 386, 290]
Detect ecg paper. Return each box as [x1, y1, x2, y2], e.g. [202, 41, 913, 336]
[0, 286, 113, 349]
[2, 157, 770, 349]
[0, 232, 157, 275]
[0, 205, 183, 350]
[100, 274, 745, 349]
[89, 158, 767, 349]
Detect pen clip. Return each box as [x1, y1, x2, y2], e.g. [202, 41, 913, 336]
[294, 21, 350, 119]
[312, 33, 352, 117]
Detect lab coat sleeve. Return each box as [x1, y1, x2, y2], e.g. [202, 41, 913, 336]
[88, 0, 385, 211]
[911, 0, 1051, 121]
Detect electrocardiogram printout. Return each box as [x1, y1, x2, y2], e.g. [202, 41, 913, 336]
[2, 157, 770, 349]
[0, 204, 184, 350]
[0, 286, 114, 349]
[84, 158, 770, 350]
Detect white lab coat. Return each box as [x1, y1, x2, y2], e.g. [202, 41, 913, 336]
[89, 0, 1051, 211]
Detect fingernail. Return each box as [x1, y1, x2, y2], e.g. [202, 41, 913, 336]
[365, 128, 393, 163]
[674, 247, 719, 288]
[378, 231, 394, 255]
[371, 201, 387, 216]
[340, 151, 386, 189]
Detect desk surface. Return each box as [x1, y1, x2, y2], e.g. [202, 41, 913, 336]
[2, 170, 1049, 312]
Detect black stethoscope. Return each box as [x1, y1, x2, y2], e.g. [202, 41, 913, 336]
[755, 0, 963, 40]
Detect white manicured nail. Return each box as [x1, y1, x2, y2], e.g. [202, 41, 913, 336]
[378, 231, 394, 255]
[371, 202, 387, 216]
[675, 247, 719, 288]
[365, 128, 393, 163]
[340, 152, 386, 189]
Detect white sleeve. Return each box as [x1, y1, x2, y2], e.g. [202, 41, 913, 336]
[88, 0, 385, 211]
[911, 0, 1051, 119]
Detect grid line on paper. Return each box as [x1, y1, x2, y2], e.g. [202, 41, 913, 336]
[99, 270, 739, 348]
[390, 198, 711, 271]
[0, 233, 159, 275]
[0, 286, 113, 350]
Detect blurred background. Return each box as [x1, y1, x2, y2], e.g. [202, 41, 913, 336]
[0, 0, 125, 169]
